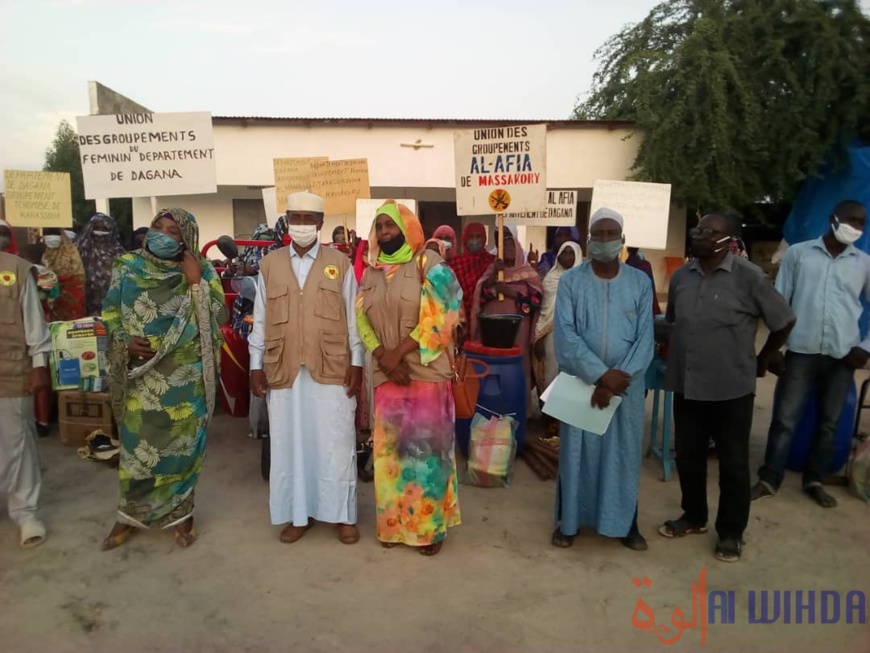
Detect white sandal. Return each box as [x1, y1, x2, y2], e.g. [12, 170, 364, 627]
[20, 520, 47, 549]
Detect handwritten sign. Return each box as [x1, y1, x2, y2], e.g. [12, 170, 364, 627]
[309, 159, 371, 215]
[504, 189, 577, 227]
[76, 112, 216, 199]
[590, 179, 672, 249]
[355, 199, 417, 237]
[3, 170, 73, 228]
[273, 157, 328, 211]
[454, 124, 547, 216]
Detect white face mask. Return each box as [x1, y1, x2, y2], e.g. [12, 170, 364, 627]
[713, 235, 733, 253]
[44, 235, 62, 249]
[287, 224, 318, 248]
[93, 230, 110, 237]
[64, 230, 76, 241]
[833, 217, 863, 245]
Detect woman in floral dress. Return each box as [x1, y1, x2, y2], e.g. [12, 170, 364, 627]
[101, 209, 226, 550]
[356, 201, 462, 556]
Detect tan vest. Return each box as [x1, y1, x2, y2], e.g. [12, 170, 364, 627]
[0, 252, 36, 398]
[361, 251, 452, 388]
[258, 245, 351, 389]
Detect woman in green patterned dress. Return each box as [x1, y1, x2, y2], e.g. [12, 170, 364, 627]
[101, 209, 226, 550]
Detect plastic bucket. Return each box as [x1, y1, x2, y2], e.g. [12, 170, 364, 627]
[479, 313, 523, 349]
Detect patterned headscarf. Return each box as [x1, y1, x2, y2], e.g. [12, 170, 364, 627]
[43, 229, 87, 321]
[150, 208, 200, 255]
[368, 201, 425, 266]
[266, 215, 289, 253]
[77, 213, 127, 316]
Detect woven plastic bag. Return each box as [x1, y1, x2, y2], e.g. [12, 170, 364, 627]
[848, 437, 870, 503]
[462, 412, 517, 488]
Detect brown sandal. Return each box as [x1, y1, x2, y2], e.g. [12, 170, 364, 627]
[551, 528, 575, 548]
[419, 541, 444, 556]
[337, 524, 360, 545]
[280, 521, 312, 544]
[380, 541, 399, 549]
[174, 519, 197, 548]
[102, 523, 137, 551]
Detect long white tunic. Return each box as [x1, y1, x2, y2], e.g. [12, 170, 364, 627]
[249, 242, 364, 526]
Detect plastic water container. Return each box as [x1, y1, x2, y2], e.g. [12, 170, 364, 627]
[773, 379, 857, 473]
[456, 341, 527, 455]
[218, 323, 251, 418]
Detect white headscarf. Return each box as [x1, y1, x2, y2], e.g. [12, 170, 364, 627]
[536, 241, 583, 339]
[589, 207, 625, 229]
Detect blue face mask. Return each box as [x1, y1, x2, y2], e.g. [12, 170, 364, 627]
[588, 239, 623, 262]
[145, 230, 182, 259]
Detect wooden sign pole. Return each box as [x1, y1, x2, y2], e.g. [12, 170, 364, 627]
[342, 214, 349, 250]
[497, 213, 504, 301]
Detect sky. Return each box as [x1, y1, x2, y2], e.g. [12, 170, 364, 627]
[2, 0, 868, 190]
[0, 0, 666, 186]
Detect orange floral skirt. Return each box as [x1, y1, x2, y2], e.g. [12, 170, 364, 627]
[372, 380, 460, 545]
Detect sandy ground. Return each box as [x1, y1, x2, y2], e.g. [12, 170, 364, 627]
[1, 372, 869, 653]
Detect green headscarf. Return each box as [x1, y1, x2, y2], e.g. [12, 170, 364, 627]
[376, 202, 414, 265]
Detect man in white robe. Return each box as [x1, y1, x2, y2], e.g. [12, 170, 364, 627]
[250, 192, 364, 544]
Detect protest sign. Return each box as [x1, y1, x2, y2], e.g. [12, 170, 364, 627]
[590, 180, 672, 249]
[454, 124, 547, 216]
[504, 189, 577, 227]
[309, 159, 371, 215]
[3, 170, 73, 228]
[76, 112, 216, 199]
[273, 157, 329, 211]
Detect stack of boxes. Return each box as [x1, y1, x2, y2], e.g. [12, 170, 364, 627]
[49, 318, 115, 446]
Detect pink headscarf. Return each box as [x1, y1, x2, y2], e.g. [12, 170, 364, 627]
[432, 225, 457, 258]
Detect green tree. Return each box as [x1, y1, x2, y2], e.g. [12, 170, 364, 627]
[575, 0, 870, 213]
[43, 120, 133, 245]
[43, 119, 94, 228]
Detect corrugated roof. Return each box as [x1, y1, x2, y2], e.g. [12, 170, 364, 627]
[211, 116, 633, 130]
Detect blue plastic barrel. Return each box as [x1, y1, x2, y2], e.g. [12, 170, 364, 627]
[771, 379, 857, 473]
[456, 342, 527, 456]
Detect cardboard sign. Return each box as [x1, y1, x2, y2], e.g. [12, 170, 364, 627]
[590, 179, 672, 249]
[355, 199, 418, 238]
[75, 111, 217, 199]
[454, 124, 547, 216]
[308, 159, 371, 215]
[273, 157, 328, 211]
[504, 189, 577, 227]
[3, 170, 73, 228]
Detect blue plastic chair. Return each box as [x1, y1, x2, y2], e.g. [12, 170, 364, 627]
[645, 356, 674, 480]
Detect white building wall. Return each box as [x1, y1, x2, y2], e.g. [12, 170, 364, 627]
[132, 121, 686, 290]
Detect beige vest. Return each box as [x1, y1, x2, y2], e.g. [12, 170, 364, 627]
[0, 252, 36, 398]
[258, 245, 351, 389]
[361, 251, 452, 387]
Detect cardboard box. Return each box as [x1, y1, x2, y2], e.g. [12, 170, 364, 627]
[49, 318, 109, 391]
[58, 391, 115, 447]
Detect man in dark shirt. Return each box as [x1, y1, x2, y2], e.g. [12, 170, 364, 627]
[660, 214, 795, 562]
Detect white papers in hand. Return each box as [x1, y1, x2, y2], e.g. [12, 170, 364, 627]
[540, 372, 621, 436]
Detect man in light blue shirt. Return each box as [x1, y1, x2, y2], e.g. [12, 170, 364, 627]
[754, 200, 870, 508]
